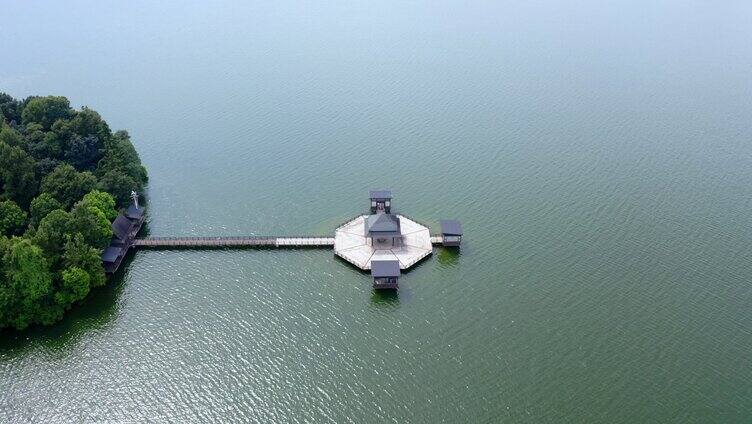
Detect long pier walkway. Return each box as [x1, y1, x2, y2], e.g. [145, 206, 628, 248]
[133, 236, 335, 248]
[133, 235, 445, 249]
[110, 191, 460, 278]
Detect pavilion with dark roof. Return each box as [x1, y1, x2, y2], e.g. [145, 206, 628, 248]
[112, 215, 137, 241]
[371, 259, 400, 289]
[101, 194, 146, 274]
[102, 246, 125, 273]
[440, 219, 463, 247]
[365, 213, 402, 247]
[369, 190, 392, 214]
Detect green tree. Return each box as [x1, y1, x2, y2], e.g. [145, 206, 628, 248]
[0, 200, 27, 236]
[80, 190, 117, 221]
[97, 169, 138, 207]
[63, 234, 106, 288]
[70, 200, 112, 249]
[0, 124, 25, 149]
[0, 142, 38, 208]
[55, 267, 90, 306]
[64, 134, 103, 171]
[23, 122, 58, 160]
[29, 193, 62, 228]
[33, 209, 75, 265]
[32, 118, 74, 161]
[21, 96, 72, 130]
[97, 130, 147, 185]
[1, 238, 54, 329]
[40, 164, 97, 209]
[35, 158, 62, 179]
[70, 107, 111, 141]
[50, 117, 73, 142]
[0, 92, 22, 124]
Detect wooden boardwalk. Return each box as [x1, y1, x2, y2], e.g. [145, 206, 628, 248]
[133, 236, 335, 249]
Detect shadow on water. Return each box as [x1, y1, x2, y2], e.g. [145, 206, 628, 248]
[138, 218, 152, 238]
[370, 289, 400, 309]
[0, 256, 131, 358]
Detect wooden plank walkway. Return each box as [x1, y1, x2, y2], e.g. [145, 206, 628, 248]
[133, 236, 335, 249]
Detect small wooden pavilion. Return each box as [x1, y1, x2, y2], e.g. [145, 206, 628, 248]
[365, 213, 402, 247]
[371, 259, 400, 289]
[369, 190, 392, 214]
[440, 220, 463, 247]
[101, 192, 146, 274]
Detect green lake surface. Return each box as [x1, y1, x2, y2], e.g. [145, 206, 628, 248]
[1, 1, 751, 422]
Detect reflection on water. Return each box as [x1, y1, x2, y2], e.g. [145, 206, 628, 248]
[369, 289, 400, 308]
[436, 247, 461, 267]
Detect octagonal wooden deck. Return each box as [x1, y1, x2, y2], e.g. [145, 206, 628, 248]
[333, 214, 433, 270]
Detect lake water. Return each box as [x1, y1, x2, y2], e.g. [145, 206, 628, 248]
[1, 1, 751, 422]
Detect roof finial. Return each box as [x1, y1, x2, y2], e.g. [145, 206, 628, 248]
[131, 191, 139, 209]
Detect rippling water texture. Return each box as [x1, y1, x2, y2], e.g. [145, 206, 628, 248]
[1, 1, 751, 422]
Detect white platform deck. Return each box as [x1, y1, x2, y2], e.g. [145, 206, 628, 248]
[333, 214, 433, 270]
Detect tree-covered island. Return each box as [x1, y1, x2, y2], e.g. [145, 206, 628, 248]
[0, 93, 147, 330]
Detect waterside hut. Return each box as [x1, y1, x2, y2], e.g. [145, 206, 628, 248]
[440, 220, 463, 247]
[365, 213, 402, 247]
[102, 195, 146, 274]
[369, 190, 392, 214]
[371, 259, 400, 289]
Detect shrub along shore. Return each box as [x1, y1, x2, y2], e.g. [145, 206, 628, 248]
[0, 93, 147, 330]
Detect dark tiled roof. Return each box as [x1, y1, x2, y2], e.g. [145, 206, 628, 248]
[109, 237, 126, 247]
[369, 190, 392, 199]
[371, 260, 400, 278]
[440, 220, 463, 236]
[102, 246, 124, 263]
[125, 204, 144, 220]
[112, 215, 135, 240]
[365, 213, 401, 234]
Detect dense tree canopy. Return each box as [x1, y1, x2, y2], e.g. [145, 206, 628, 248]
[21, 96, 72, 130]
[33, 209, 76, 264]
[0, 200, 27, 237]
[0, 93, 23, 124]
[0, 237, 55, 329]
[40, 164, 98, 210]
[0, 93, 147, 330]
[0, 124, 24, 148]
[70, 200, 113, 250]
[0, 142, 38, 208]
[80, 190, 117, 221]
[29, 193, 62, 228]
[63, 234, 106, 289]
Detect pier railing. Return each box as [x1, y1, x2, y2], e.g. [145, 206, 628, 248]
[395, 212, 433, 230]
[400, 251, 433, 269]
[334, 214, 367, 230]
[429, 235, 444, 245]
